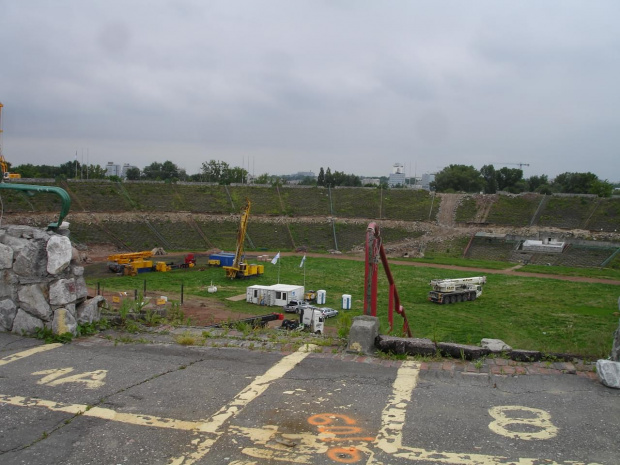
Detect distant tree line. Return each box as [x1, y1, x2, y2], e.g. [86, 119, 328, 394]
[10, 159, 615, 196]
[11, 161, 108, 179]
[316, 167, 362, 187]
[431, 165, 614, 197]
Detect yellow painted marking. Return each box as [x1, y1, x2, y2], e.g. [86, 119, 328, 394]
[488, 406, 558, 441]
[0, 394, 203, 431]
[32, 368, 108, 389]
[32, 367, 74, 384]
[170, 344, 317, 465]
[369, 361, 601, 465]
[0, 343, 62, 367]
[372, 360, 420, 455]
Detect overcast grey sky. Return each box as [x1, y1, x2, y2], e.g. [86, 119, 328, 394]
[1, 1, 619, 181]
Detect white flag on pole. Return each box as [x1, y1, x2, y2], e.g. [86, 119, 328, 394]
[271, 252, 281, 265]
[299, 255, 306, 268]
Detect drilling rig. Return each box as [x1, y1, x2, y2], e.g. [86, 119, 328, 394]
[223, 199, 264, 279]
[0, 102, 21, 180]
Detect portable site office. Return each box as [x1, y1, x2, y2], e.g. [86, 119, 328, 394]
[246, 284, 305, 307]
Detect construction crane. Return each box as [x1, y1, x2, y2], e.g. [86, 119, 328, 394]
[498, 162, 530, 169]
[364, 222, 412, 337]
[428, 276, 486, 304]
[0, 102, 21, 180]
[223, 198, 264, 279]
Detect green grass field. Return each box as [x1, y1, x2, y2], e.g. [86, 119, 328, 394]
[86, 255, 620, 359]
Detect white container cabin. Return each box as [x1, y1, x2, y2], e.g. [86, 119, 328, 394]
[246, 284, 305, 307]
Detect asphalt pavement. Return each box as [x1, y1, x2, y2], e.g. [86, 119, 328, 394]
[1, 331, 618, 465]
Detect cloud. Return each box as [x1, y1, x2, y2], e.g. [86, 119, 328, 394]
[1, 1, 619, 180]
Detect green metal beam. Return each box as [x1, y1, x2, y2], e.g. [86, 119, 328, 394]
[0, 183, 71, 231]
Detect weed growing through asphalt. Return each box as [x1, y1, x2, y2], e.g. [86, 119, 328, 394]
[175, 331, 197, 346]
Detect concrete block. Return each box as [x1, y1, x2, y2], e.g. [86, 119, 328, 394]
[438, 342, 489, 360]
[376, 335, 436, 356]
[510, 349, 542, 362]
[347, 315, 379, 355]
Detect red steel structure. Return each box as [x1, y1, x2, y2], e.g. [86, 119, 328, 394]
[363, 222, 412, 337]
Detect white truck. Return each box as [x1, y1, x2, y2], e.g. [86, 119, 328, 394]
[428, 276, 486, 304]
[299, 306, 325, 334]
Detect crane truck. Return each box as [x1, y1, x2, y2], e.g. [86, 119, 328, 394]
[428, 276, 486, 304]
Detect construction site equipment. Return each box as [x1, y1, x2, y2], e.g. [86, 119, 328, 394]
[154, 253, 196, 272]
[246, 284, 305, 307]
[108, 251, 154, 273]
[108, 251, 196, 275]
[428, 276, 486, 304]
[0, 103, 21, 180]
[208, 252, 235, 267]
[0, 156, 21, 180]
[364, 222, 412, 337]
[223, 198, 264, 279]
[304, 290, 317, 302]
[299, 306, 325, 334]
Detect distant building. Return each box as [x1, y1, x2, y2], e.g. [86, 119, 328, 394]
[121, 163, 139, 178]
[105, 162, 139, 179]
[421, 173, 435, 191]
[105, 162, 121, 177]
[388, 163, 406, 187]
[362, 178, 381, 186]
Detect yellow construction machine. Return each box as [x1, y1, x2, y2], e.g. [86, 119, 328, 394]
[0, 103, 21, 180]
[107, 251, 154, 274]
[223, 199, 264, 279]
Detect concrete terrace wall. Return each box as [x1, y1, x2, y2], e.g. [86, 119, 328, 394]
[0, 225, 104, 336]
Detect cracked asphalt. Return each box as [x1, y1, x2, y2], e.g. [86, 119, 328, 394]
[1, 331, 618, 465]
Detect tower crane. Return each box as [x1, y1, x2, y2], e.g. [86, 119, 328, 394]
[498, 162, 530, 169]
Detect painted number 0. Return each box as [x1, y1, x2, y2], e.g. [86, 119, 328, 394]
[488, 406, 558, 441]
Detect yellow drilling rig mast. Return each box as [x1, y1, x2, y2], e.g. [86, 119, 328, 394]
[223, 198, 264, 279]
[0, 102, 21, 180]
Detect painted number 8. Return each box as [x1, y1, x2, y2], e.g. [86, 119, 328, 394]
[488, 406, 558, 441]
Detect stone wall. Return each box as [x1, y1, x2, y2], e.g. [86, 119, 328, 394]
[0, 225, 104, 336]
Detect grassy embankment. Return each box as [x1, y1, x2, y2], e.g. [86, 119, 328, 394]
[87, 255, 620, 359]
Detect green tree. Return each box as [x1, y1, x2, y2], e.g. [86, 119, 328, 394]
[142, 162, 164, 180]
[552, 172, 612, 197]
[527, 174, 549, 192]
[325, 167, 333, 187]
[430, 165, 484, 193]
[480, 164, 497, 194]
[317, 167, 325, 186]
[254, 173, 271, 184]
[125, 167, 141, 180]
[495, 167, 524, 193]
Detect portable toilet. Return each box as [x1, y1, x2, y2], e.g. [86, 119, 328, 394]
[342, 294, 352, 310]
[317, 290, 327, 305]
